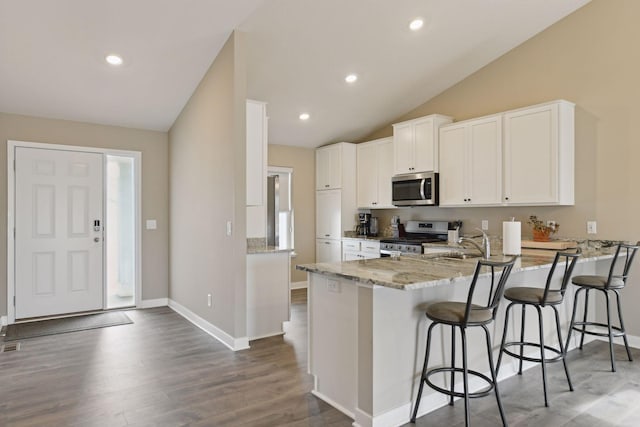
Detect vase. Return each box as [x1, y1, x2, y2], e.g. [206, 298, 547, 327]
[533, 229, 551, 242]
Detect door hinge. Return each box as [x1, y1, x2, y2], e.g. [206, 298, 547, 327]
[13, 295, 16, 306]
[13, 228, 15, 239]
[13, 159, 15, 171]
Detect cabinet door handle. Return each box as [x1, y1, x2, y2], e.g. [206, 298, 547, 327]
[324, 242, 330, 245]
[324, 184, 330, 188]
[325, 234, 330, 237]
[505, 197, 509, 201]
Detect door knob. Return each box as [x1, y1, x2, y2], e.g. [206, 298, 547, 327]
[94, 237, 100, 242]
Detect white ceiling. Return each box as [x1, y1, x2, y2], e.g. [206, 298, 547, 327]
[0, 0, 590, 148]
[0, 0, 263, 131]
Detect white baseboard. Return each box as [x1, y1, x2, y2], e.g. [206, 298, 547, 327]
[168, 298, 250, 352]
[354, 403, 417, 427]
[1, 315, 7, 326]
[311, 390, 354, 419]
[349, 337, 601, 427]
[594, 333, 640, 349]
[290, 281, 308, 290]
[249, 331, 285, 341]
[139, 298, 169, 308]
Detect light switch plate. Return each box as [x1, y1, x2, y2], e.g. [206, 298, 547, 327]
[226, 221, 233, 236]
[481, 220, 489, 231]
[146, 219, 157, 230]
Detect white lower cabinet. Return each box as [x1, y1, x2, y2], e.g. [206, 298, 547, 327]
[342, 239, 380, 261]
[316, 239, 342, 263]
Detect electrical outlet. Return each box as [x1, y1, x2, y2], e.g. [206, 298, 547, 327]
[207, 293, 212, 307]
[481, 220, 489, 231]
[587, 221, 597, 234]
[226, 221, 232, 236]
[327, 280, 340, 293]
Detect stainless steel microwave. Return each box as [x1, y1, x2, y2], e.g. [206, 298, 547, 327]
[392, 172, 439, 206]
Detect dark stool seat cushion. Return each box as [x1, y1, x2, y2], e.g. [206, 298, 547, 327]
[426, 301, 492, 325]
[504, 286, 563, 304]
[572, 275, 624, 289]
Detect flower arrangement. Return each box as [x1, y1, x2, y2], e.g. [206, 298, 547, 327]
[527, 215, 559, 242]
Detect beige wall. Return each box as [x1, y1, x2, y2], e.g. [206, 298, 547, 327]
[0, 112, 169, 316]
[169, 31, 248, 338]
[268, 144, 315, 283]
[363, 0, 640, 333]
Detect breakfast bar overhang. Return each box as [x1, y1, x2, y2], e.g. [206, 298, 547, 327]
[297, 249, 616, 427]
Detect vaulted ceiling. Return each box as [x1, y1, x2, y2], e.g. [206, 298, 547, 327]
[0, 0, 590, 148]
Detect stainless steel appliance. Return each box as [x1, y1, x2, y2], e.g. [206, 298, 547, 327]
[392, 171, 438, 206]
[380, 220, 461, 256]
[369, 217, 379, 237]
[357, 212, 371, 236]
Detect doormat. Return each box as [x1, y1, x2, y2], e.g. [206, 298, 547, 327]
[3, 311, 133, 341]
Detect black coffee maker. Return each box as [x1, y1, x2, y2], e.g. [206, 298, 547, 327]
[358, 213, 371, 236]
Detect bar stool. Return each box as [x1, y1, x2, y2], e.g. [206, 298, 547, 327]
[565, 242, 640, 372]
[411, 257, 516, 427]
[495, 250, 581, 407]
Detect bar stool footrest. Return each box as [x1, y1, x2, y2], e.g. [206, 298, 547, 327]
[502, 341, 564, 364]
[571, 321, 626, 338]
[425, 367, 495, 399]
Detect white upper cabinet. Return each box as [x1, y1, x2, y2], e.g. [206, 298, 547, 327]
[439, 115, 502, 207]
[503, 100, 574, 205]
[357, 137, 394, 209]
[246, 100, 268, 206]
[316, 144, 343, 190]
[392, 114, 453, 174]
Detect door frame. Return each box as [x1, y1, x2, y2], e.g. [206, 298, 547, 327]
[7, 140, 142, 324]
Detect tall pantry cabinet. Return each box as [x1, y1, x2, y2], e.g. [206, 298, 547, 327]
[315, 143, 357, 263]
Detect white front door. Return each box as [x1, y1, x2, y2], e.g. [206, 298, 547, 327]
[15, 147, 104, 319]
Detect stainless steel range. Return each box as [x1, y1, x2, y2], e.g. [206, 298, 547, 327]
[380, 220, 460, 256]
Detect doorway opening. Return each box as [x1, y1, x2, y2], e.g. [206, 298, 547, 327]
[267, 167, 294, 250]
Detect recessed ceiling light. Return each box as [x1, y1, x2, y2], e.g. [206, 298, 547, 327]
[105, 54, 123, 66]
[409, 18, 424, 31]
[299, 113, 310, 121]
[345, 74, 358, 83]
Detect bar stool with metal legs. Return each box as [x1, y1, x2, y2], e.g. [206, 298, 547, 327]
[411, 257, 516, 426]
[495, 250, 581, 407]
[565, 242, 640, 372]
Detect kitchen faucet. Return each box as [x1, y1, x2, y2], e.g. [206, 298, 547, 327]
[458, 228, 491, 259]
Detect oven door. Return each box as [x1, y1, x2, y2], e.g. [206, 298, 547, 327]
[392, 172, 438, 206]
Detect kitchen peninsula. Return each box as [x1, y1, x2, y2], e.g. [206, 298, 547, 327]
[247, 239, 293, 341]
[297, 245, 618, 427]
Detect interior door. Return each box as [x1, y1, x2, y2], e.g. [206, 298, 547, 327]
[15, 147, 104, 319]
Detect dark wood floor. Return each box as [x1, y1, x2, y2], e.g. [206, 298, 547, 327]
[1, 289, 639, 426]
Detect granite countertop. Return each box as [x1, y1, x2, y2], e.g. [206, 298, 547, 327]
[247, 238, 293, 255]
[296, 246, 618, 291]
[342, 231, 388, 241]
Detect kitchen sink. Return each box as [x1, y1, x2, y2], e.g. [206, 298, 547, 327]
[422, 251, 482, 261]
[440, 252, 481, 260]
